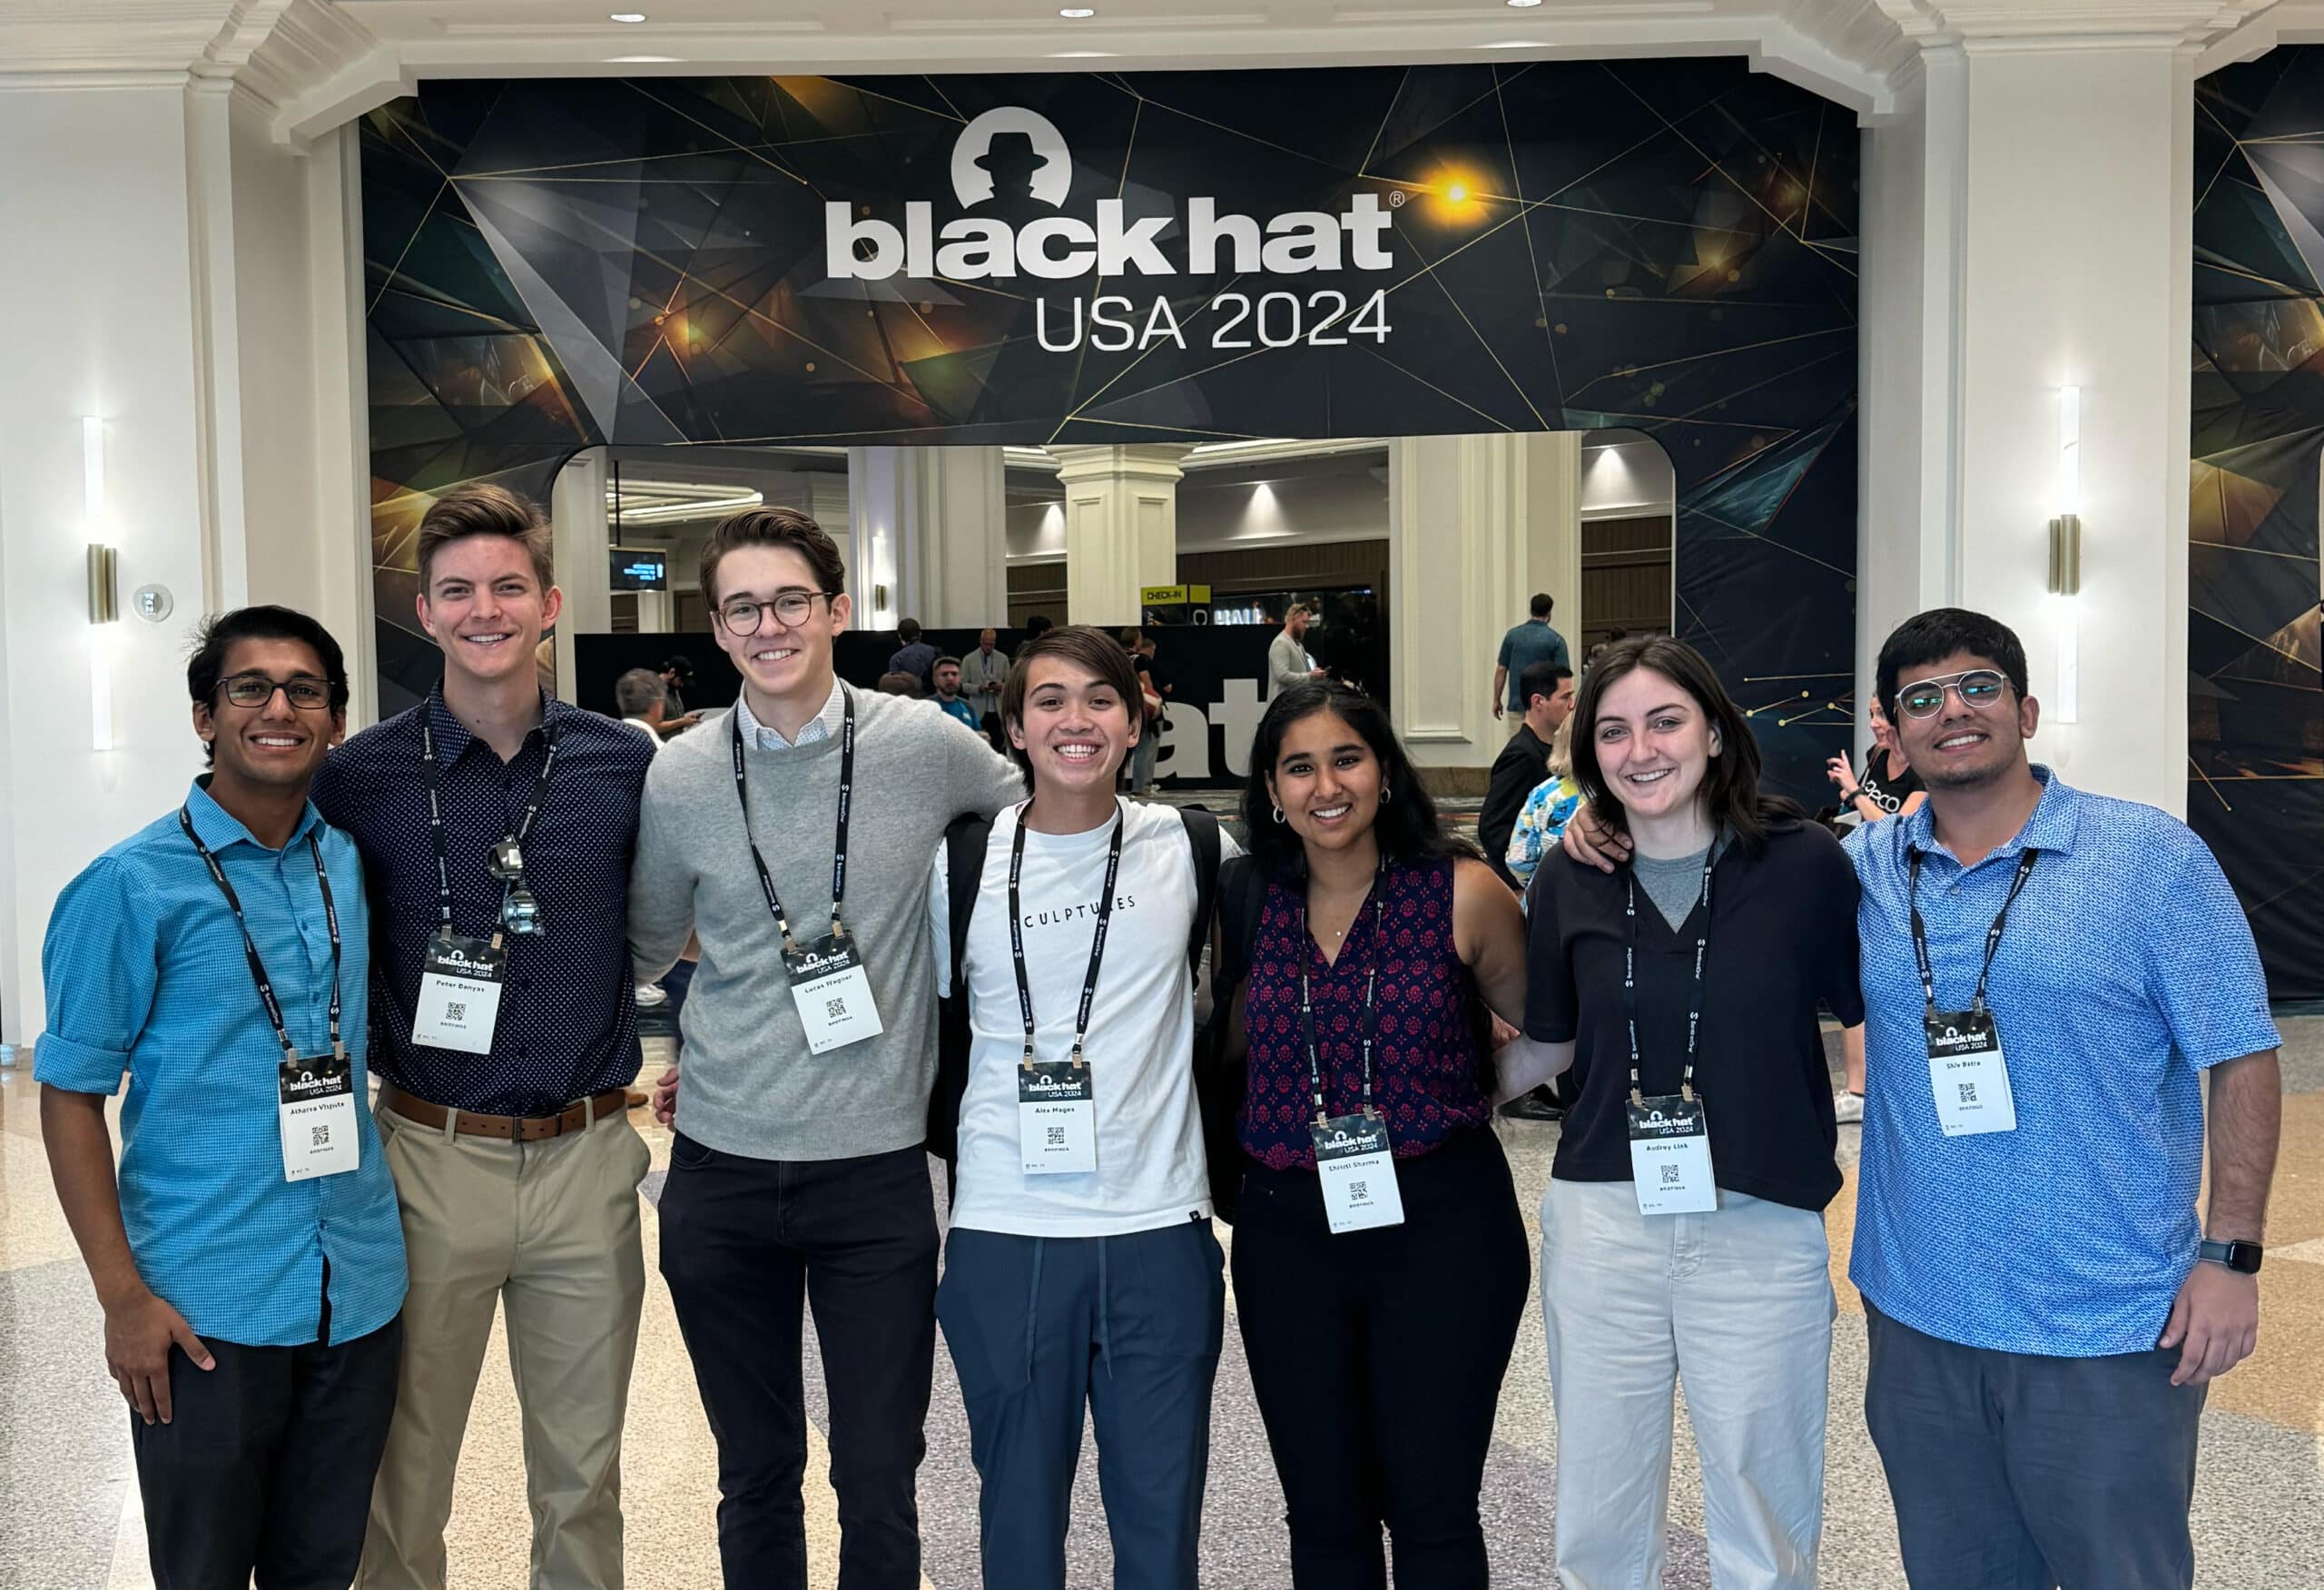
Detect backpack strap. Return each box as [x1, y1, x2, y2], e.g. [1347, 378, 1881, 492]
[1177, 805, 1221, 986]
[1193, 850, 1269, 1225]
[927, 812, 994, 1173]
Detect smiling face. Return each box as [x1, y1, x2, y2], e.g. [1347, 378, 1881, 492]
[1009, 654, 1137, 795]
[1590, 665, 1720, 825]
[1265, 706, 1382, 858]
[417, 533, 562, 691]
[1890, 649, 2036, 791]
[710, 544, 851, 707]
[194, 637, 344, 794]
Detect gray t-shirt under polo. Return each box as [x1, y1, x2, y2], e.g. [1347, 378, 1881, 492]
[1630, 833, 1732, 929]
[627, 685, 1023, 1161]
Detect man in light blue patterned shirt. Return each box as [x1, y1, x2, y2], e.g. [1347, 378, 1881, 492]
[38, 607, 406, 1590]
[1848, 609, 2281, 1590]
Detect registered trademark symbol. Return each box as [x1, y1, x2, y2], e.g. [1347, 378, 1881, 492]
[1388, 190, 1406, 208]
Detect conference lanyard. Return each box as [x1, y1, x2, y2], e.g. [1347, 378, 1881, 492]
[1907, 847, 2037, 1016]
[179, 806, 344, 1063]
[1297, 873, 1387, 1122]
[419, 700, 560, 940]
[732, 690, 855, 950]
[1006, 807, 1125, 1066]
[1622, 837, 1718, 1106]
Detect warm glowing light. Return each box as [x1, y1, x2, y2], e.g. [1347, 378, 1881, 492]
[2059, 385, 2081, 515]
[610, 11, 646, 21]
[1446, 182, 1470, 203]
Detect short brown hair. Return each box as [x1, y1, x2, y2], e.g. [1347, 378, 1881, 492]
[699, 507, 846, 607]
[416, 484, 554, 593]
[1001, 625, 1141, 772]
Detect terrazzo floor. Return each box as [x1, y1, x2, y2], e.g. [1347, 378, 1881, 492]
[4, 1022, 2321, 1589]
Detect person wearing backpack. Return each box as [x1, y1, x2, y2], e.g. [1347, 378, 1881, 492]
[926, 625, 1226, 1590]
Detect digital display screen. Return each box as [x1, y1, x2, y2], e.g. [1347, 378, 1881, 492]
[610, 548, 668, 591]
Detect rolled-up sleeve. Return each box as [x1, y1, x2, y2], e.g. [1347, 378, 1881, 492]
[34, 855, 156, 1094]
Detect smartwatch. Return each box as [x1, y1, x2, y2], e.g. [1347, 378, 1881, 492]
[2198, 1239, 2263, 1275]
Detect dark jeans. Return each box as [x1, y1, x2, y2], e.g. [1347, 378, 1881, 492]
[1865, 1302, 2207, 1590]
[1232, 1127, 1529, 1590]
[938, 1220, 1226, 1590]
[657, 1137, 940, 1590]
[130, 1315, 400, 1590]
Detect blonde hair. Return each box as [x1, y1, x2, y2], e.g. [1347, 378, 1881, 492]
[416, 485, 554, 592]
[1547, 714, 1574, 779]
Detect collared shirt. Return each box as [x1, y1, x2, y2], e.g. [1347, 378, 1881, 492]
[958, 647, 1009, 706]
[734, 676, 845, 750]
[312, 690, 655, 1117]
[622, 716, 665, 753]
[1496, 619, 1571, 709]
[35, 781, 406, 1348]
[1846, 767, 2280, 1357]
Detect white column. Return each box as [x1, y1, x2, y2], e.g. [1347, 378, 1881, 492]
[1049, 445, 1191, 628]
[1388, 432, 1581, 770]
[549, 449, 610, 702]
[848, 447, 1007, 630]
[1861, 42, 2192, 813]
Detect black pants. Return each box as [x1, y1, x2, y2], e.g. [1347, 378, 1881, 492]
[130, 1315, 400, 1590]
[658, 1136, 940, 1590]
[1231, 1126, 1530, 1590]
[1866, 1302, 2208, 1590]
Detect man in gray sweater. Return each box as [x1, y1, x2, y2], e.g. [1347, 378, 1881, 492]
[628, 507, 1020, 1590]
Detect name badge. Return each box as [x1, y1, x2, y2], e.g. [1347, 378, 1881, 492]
[279, 1053, 359, 1182]
[1627, 1094, 1717, 1214]
[1018, 1061, 1096, 1175]
[1925, 1009, 2017, 1136]
[784, 932, 883, 1054]
[414, 935, 506, 1054]
[1310, 1113, 1404, 1234]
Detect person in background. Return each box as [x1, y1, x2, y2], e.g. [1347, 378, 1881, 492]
[1122, 627, 1169, 795]
[659, 656, 704, 735]
[929, 625, 1222, 1590]
[959, 627, 1010, 736]
[1228, 680, 1555, 1589]
[1503, 719, 1582, 896]
[1266, 604, 1325, 698]
[1492, 594, 1571, 731]
[889, 618, 939, 687]
[615, 667, 668, 748]
[879, 670, 926, 698]
[40, 606, 406, 1590]
[1481, 660, 1575, 892]
[1016, 615, 1054, 658]
[931, 657, 981, 732]
[1526, 635, 1862, 1590]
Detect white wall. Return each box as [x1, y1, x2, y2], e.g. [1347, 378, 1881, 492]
[1579, 432, 1676, 520]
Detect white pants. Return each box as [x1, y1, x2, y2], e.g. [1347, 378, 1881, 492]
[1540, 1178, 1835, 1590]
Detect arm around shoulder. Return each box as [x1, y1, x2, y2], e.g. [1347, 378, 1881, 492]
[626, 752, 699, 984]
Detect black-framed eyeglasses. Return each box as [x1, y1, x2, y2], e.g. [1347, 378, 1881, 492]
[716, 590, 832, 636]
[1896, 668, 2008, 719]
[219, 674, 334, 711]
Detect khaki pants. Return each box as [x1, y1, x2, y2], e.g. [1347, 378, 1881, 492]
[359, 1101, 650, 1590]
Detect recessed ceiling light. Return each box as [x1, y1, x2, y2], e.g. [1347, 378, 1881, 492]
[1476, 39, 1549, 48]
[607, 54, 680, 62]
[1049, 49, 1118, 57]
[1507, 0, 1543, 6]
[1060, 6, 1097, 15]
[610, 11, 646, 21]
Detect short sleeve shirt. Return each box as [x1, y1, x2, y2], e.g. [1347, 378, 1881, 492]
[1846, 768, 2281, 1356]
[34, 783, 407, 1347]
[1496, 621, 1571, 709]
[1524, 822, 1865, 1210]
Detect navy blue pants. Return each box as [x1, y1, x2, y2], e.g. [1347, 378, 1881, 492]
[1866, 1302, 2208, 1590]
[937, 1220, 1226, 1590]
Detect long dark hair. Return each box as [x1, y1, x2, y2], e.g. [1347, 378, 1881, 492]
[1240, 682, 1479, 876]
[1568, 636, 1799, 853]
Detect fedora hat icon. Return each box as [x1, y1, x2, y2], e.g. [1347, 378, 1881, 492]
[951, 106, 1073, 206]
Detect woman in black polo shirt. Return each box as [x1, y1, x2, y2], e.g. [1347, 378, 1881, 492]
[1523, 636, 1862, 1590]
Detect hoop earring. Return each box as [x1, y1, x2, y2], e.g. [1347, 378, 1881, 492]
[1380, 786, 1393, 805]
[1271, 806, 1286, 825]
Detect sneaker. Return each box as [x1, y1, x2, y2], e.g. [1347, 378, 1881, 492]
[1834, 1089, 1865, 1124]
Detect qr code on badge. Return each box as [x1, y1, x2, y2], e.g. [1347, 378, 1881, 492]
[310, 1124, 330, 1147]
[1659, 1163, 1680, 1186]
[445, 1001, 466, 1022]
[1046, 1125, 1066, 1146]
[1348, 1180, 1368, 1200]
[825, 997, 847, 1020]
[1958, 1081, 1979, 1104]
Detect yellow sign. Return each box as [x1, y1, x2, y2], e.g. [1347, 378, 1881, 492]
[1139, 584, 1211, 606]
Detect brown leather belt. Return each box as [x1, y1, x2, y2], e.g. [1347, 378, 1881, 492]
[380, 1082, 631, 1142]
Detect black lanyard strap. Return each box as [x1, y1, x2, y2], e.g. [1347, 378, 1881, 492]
[1622, 836, 1719, 1105]
[1006, 806, 1125, 1066]
[1297, 870, 1387, 1122]
[419, 698, 560, 939]
[1907, 846, 2037, 1015]
[732, 689, 856, 949]
[180, 807, 344, 1062]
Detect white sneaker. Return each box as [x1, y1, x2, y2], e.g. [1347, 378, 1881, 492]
[1834, 1089, 1865, 1124]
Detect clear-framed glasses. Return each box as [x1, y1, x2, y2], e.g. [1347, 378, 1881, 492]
[220, 674, 334, 711]
[1896, 668, 2008, 720]
[716, 590, 831, 636]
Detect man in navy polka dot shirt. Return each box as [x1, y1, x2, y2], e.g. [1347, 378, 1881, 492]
[312, 485, 655, 1590]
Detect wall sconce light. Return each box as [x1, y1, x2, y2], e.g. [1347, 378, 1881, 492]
[87, 544, 119, 624]
[2050, 386, 2080, 724]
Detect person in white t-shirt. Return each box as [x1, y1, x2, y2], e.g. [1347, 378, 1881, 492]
[928, 625, 1224, 1590]
[614, 667, 667, 750]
